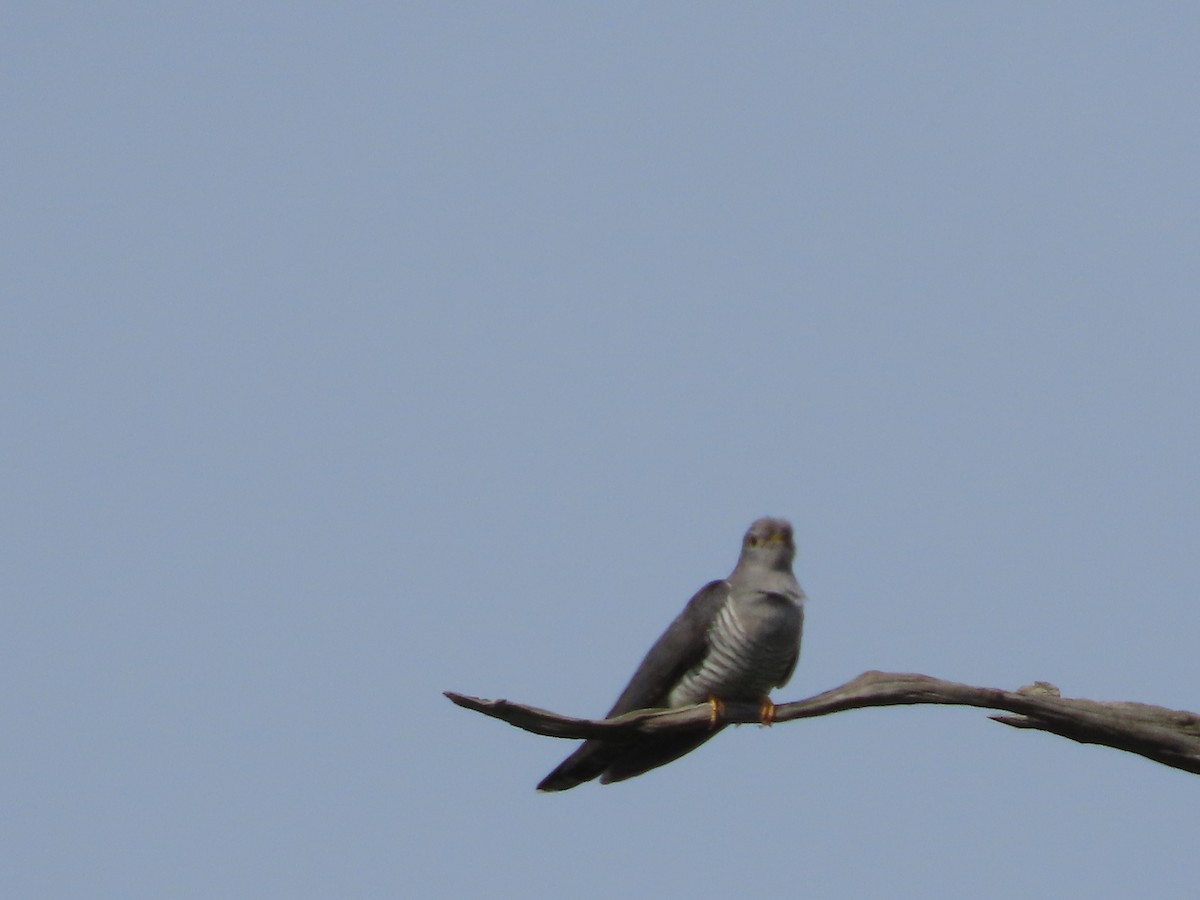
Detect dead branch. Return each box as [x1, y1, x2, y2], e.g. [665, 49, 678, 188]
[445, 670, 1200, 775]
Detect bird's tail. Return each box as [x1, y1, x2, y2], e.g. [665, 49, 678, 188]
[537, 729, 724, 791]
[537, 739, 619, 792]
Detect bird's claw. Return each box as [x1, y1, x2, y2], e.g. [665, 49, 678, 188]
[759, 697, 776, 726]
[707, 697, 724, 729]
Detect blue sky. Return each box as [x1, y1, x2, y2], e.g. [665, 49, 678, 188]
[5, 5, 1200, 898]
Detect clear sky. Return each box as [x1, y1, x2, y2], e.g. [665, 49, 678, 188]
[5, 5, 1199, 898]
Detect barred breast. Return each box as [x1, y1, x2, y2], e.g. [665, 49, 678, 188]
[667, 588, 803, 707]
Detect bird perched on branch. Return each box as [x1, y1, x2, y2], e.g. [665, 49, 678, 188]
[538, 517, 805, 791]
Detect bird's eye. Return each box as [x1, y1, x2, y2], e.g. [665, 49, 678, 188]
[748, 535, 761, 547]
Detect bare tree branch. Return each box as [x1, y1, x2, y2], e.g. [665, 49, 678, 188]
[445, 670, 1200, 775]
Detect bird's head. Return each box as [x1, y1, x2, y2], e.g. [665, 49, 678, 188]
[739, 517, 796, 571]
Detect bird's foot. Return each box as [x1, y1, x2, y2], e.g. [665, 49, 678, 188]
[759, 697, 776, 726]
[707, 697, 724, 729]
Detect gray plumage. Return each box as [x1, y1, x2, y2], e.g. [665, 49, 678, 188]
[537, 517, 805, 791]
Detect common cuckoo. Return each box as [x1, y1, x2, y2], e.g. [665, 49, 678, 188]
[538, 517, 805, 791]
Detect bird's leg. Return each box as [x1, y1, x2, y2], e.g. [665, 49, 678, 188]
[759, 697, 776, 726]
[707, 697, 724, 729]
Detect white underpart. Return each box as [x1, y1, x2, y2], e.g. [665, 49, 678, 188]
[667, 585, 802, 708]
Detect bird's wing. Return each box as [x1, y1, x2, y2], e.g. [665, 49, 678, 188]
[604, 580, 729, 717]
[536, 580, 728, 792]
[773, 601, 804, 688]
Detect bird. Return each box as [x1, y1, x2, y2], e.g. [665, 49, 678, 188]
[537, 517, 805, 791]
